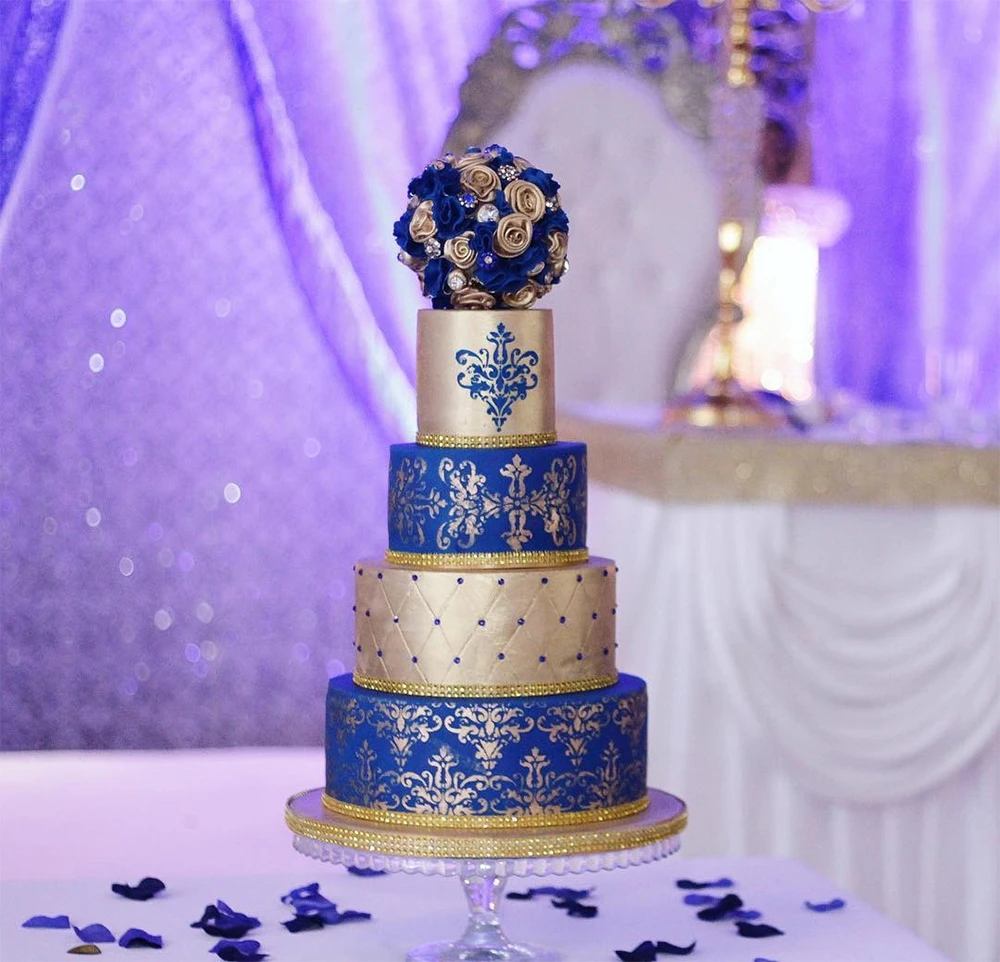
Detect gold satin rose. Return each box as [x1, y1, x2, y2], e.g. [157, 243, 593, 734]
[443, 232, 477, 270]
[502, 282, 542, 308]
[455, 151, 487, 171]
[547, 231, 568, 262]
[409, 200, 436, 243]
[451, 286, 496, 309]
[460, 164, 501, 201]
[504, 180, 546, 223]
[493, 214, 533, 257]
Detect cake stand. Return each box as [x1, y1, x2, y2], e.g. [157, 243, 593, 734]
[286, 787, 686, 962]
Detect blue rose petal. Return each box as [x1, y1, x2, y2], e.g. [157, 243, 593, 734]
[118, 927, 163, 948]
[507, 886, 592, 902]
[346, 867, 386, 877]
[73, 923, 115, 943]
[805, 897, 846, 912]
[551, 898, 597, 919]
[682, 894, 718, 907]
[736, 921, 785, 938]
[22, 914, 71, 928]
[615, 941, 657, 962]
[282, 916, 324, 933]
[655, 942, 696, 956]
[729, 909, 763, 921]
[697, 893, 743, 921]
[112, 877, 165, 901]
[676, 877, 734, 889]
[191, 901, 261, 939]
[208, 939, 267, 961]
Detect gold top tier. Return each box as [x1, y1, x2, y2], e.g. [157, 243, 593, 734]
[416, 309, 555, 448]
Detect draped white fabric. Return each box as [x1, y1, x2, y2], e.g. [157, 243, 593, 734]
[589, 484, 1000, 962]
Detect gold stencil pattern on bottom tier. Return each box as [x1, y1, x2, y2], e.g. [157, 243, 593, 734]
[353, 557, 618, 689]
[322, 792, 648, 829]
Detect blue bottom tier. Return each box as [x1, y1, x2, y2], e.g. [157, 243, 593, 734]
[325, 673, 648, 826]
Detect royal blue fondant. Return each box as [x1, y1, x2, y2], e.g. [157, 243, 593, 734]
[387, 441, 587, 556]
[325, 673, 647, 818]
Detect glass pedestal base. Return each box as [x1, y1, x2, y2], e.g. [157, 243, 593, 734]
[285, 788, 686, 961]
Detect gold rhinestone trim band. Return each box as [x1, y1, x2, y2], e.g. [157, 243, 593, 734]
[352, 672, 619, 699]
[321, 793, 647, 829]
[416, 431, 558, 449]
[384, 548, 589, 569]
[286, 795, 687, 860]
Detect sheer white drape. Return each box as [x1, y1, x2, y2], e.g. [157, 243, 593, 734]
[589, 485, 1000, 962]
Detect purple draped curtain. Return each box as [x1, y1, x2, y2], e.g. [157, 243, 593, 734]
[812, 0, 1000, 413]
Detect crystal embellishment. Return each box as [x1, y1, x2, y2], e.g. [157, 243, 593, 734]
[424, 238, 442, 257]
[447, 271, 467, 292]
[477, 204, 500, 223]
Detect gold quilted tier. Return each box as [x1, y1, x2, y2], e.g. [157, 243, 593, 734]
[417, 309, 555, 447]
[352, 556, 618, 696]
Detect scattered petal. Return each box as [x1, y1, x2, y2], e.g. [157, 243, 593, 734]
[73, 924, 115, 943]
[551, 898, 597, 918]
[317, 907, 371, 925]
[507, 886, 592, 901]
[655, 942, 696, 956]
[281, 883, 324, 906]
[682, 894, 718, 907]
[23, 915, 71, 929]
[281, 916, 325, 933]
[112, 878, 165, 901]
[191, 902, 261, 938]
[805, 898, 846, 912]
[736, 922, 785, 939]
[208, 939, 267, 961]
[615, 941, 657, 962]
[729, 909, 762, 920]
[68, 947, 102, 956]
[697, 893, 744, 921]
[118, 927, 163, 948]
[676, 877, 733, 890]
[346, 867, 386, 877]
[753, 958, 780, 962]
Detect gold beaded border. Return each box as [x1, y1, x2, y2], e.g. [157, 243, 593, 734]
[416, 431, 557, 449]
[384, 548, 589, 569]
[286, 793, 687, 860]
[322, 793, 646, 829]
[353, 672, 618, 699]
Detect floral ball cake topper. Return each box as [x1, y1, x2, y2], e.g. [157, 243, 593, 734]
[393, 145, 569, 310]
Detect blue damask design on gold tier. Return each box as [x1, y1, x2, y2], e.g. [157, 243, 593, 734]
[325, 673, 647, 820]
[387, 441, 586, 557]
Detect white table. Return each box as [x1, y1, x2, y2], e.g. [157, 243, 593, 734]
[0, 749, 948, 961]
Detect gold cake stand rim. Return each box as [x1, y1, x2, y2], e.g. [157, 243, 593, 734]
[285, 787, 686, 861]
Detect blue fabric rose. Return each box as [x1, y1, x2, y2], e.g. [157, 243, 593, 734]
[538, 207, 569, 236]
[519, 167, 561, 196]
[408, 165, 460, 201]
[471, 222, 497, 254]
[492, 188, 514, 217]
[487, 145, 516, 167]
[475, 253, 527, 295]
[423, 258, 450, 299]
[392, 210, 424, 258]
[433, 194, 466, 239]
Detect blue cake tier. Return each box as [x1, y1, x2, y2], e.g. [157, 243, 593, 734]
[387, 441, 587, 566]
[325, 673, 648, 827]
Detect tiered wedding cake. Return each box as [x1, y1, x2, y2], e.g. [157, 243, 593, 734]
[322, 146, 652, 838]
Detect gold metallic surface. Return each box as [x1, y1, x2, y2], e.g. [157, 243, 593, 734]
[321, 792, 647, 829]
[286, 787, 687, 859]
[560, 413, 1000, 507]
[352, 672, 619, 699]
[417, 309, 555, 442]
[416, 431, 558, 448]
[384, 548, 588, 568]
[355, 556, 616, 689]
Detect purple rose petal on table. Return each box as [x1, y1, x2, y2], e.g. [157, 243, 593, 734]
[550, 898, 597, 918]
[191, 901, 261, 938]
[118, 927, 163, 948]
[730, 909, 763, 920]
[655, 941, 696, 956]
[697, 893, 744, 921]
[112, 878, 165, 901]
[736, 921, 785, 938]
[615, 941, 657, 962]
[22, 914, 71, 928]
[507, 886, 592, 901]
[676, 877, 733, 890]
[683, 894, 718, 907]
[753, 958, 780, 962]
[208, 939, 268, 961]
[805, 898, 846, 912]
[73, 923, 115, 943]
[346, 867, 386, 877]
[281, 916, 325, 933]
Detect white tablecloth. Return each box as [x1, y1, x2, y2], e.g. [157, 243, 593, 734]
[587, 484, 1000, 962]
[0, 749, 947, 962]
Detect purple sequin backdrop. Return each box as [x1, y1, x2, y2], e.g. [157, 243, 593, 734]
[1, 0, 997, 749]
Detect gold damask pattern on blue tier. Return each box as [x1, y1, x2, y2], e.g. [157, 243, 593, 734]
[352, 557, 617, 692]
[417, 309, 555, 443]
[325, 673, 648, 822]
[387, 441, 586, 562]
